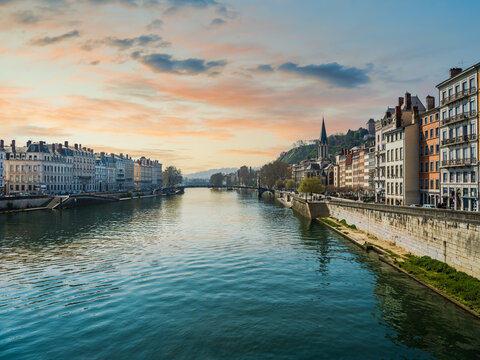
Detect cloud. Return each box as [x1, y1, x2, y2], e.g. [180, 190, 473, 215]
[132, 52, 227, 75]
[30, 30, 80, 46]
[167, 0, 218, 9]
[253, 64, 274, 73]
[210, 18, 226, 26]
[13, 10, 39, 24]
[146, 18, 163, 30]
[105, 34, 169, 49]
[278, 61, 371, 88]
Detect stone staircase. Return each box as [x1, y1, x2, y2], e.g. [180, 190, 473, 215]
[46, 195, 69, 209]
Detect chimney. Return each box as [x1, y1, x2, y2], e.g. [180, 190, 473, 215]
[111, 153, 115, 158]
[398, 97, 404, 107]
[58, 143, 63, 152]
[27, 140, 32, 147]
[52, 144, 56, 152]
[426, 95, 435, 111]
[404, 92, 411, 110]
[411, 106, 419, 124]
[395, 106, 402, 128]
[75, 143, 78, 150]
[79, 144, 82, 150]
[385, 111, 391, 118]
[120, 153, 123, 159]
[64, 141, 69, 148]
[450, 68, 462, 78]
[101, 152, 105, 161]
[11, 140, 16, 152]
[0, 140, 4, 149]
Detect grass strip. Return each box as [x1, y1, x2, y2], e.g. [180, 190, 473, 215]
[396, 255, 480, 313]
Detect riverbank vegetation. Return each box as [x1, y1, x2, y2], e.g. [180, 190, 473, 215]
[396, 256, 480, 313]
[318, 216, 480, 315]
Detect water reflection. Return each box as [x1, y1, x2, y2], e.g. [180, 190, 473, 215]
[1, 189, 479, 360]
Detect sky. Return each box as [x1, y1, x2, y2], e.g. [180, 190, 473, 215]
[1, 0, 480, 173]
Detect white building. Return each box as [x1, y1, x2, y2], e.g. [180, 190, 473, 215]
[95, 158, 107, 192]
[437, 66, 479, 211]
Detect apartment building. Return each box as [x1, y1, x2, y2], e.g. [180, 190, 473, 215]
[71, 143, 95, 193]
[375, 93, 425, 206]
[419, 97, 440, 206]
[95, 158, 107, 192]
[3, 140, 74, 195]
[0, 141, 5, 195]
[437, 65, 479, 211]
[364, 145, 376, 195]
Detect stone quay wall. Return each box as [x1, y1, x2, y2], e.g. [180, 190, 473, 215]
[326, 200, 480, 279]
[0, 196, 52, 211]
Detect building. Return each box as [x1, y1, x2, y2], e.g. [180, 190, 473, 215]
[72, 143, 95, 193]
[134, 157, 158, 190]
[437, 65, 479, 211]
[95, 158, 107, 192]
[375, 92, 425, 206]
[3, 140, 74, 195]
[419, 97, 440, 206]
[364, 145, 376, 195]
[0, 141, 5, 195]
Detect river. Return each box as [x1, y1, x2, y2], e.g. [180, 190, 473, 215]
[1, 189, 479, 359]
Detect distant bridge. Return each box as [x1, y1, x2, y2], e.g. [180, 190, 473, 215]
[171, 185, 272, 198]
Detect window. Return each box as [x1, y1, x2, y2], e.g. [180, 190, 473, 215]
[420, 163, 423, 172]
[462, 82, 467, 91]
[430, 162, 434, 172]
[425, 179, 428, 189]
[442, 111, 447, 120]
[442, 91, 446, 100]
[436, 179, 439, 189]
[443, 173, 447, 182]
[435, 127, 439, 137]
[430, 129, 433, 138]
[455, 85, 460, 94]
[424, 130, 428, 139]
[425, 145, 428, 155]
[442, 130, 447, 140]
[430, 145, 434, 154]
[436, 144, 439, 154]
[435, 161, 439, 171]
[471, 100, 476, 112]
[472, 171, 476, 182]
[470, 78, 475, 89]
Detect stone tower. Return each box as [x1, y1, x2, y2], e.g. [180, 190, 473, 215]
[318, 117, 328, 161]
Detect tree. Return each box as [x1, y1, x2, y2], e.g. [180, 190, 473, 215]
[258, 160, 290, 188]
[209, 172, 224, 186]
[274, 179, 286, 189]
[298, 177, 325, 197]
[285, 179, 296, 189]
[162, 166, 183, 187]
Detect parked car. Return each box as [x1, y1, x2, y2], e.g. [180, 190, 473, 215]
[422, 204, 434, 208]
[409, 204, 420, 207]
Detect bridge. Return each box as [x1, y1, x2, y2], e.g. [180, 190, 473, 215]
[171, 185, 272, 198]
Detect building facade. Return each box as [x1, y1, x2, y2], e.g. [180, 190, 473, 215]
[419, 98, 440, 206]
[0, 141, 5, 195]
[437, 66, 479, 211]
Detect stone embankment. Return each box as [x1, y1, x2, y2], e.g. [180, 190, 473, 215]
[326, 200, 480, 279]
[0, 190, 168, 214]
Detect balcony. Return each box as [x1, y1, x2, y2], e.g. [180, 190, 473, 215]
[440, 87, 477, 106]
[441, 158, 477, 167]
[440, 110, 477, 126]
[441, 133, 478, 147]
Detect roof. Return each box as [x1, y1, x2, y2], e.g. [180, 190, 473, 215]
[320, 117, 328, 145]
[436, 62, 480, 88]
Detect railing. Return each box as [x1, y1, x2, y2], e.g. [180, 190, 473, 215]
[440, 110, 477, 126]
[440, 87, 477, 106]
[441, 158, 477, 167]
[441, 133, 478, 146]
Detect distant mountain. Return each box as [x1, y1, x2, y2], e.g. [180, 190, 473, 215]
[184, 168, 238, 180]
[278, 127, 371, 164]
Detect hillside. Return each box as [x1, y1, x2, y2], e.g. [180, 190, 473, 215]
[184, 168, 238, 180]
[278, 127, 371, 164]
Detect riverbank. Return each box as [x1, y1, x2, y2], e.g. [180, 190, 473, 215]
[0, 189, 177, 215]
[317, 216, 480, 318]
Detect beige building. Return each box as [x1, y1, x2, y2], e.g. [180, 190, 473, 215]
[0, 141, 5, 195]
[134, 157, 162, 190]
[71, 143, 95, 193]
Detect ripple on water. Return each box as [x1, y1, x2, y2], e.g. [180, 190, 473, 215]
[1, 189, 480, 360]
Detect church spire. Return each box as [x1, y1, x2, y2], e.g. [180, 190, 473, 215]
[320, 117, 328, 145]
[318, 117, 328, 161]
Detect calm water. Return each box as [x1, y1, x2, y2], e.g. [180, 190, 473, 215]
[1, 189, 480, 359]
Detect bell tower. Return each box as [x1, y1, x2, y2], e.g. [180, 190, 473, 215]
[318, 117, 328, 161]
